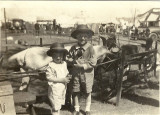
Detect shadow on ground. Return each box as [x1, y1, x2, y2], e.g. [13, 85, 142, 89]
[92, 79, 159, 107]
[147, 80, 159, 89]
[122, 93, 159, 107]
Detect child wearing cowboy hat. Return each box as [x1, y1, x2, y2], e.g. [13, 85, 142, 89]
[46, 42, 72, 115]
[67, 24, 97, 115]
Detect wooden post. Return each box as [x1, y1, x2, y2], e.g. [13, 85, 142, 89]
[99, 67, 104, 101]
[50, 27, 51, 39]
[40, 38, 43, 47]
[143, 60, 148, 83]
[4, 8, 8, 52]
[117, 33, 120, 47]
[116, 49, 125, 106]
[128, 30, 130, 44]
[154, 41, 158, 76]
[91, 37, 92, 44]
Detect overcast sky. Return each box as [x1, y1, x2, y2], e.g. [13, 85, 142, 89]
[0, 1, 160, 27]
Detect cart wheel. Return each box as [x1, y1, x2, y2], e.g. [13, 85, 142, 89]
[149, 33, 158, 41]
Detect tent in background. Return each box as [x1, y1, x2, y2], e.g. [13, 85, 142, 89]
[87, 23, 100, 34]
[136, 8, 160, 27]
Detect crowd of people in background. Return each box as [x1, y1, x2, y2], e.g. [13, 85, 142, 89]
[1, 18, 151, 40]
[34, 21, 62, 36]
[98, 22, 151, 40]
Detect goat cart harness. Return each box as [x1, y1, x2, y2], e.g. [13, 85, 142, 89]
[94, 41, 158, 106]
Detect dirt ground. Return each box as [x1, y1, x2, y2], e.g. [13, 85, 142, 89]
[1, 32, 159, 115]
[11, 75, 159, 115]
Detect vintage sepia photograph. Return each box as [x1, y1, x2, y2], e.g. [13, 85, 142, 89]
[0, 1, 160, 115]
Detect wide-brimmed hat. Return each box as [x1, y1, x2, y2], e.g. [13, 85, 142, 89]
[47, 42, 68, 56]
[71, 24, 94, 39]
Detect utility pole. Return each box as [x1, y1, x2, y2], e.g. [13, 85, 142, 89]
[133, 8, 137, 25]
[4, 8, 8, 52]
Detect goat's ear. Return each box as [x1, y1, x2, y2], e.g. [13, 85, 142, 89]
[99, 35, 107, 46]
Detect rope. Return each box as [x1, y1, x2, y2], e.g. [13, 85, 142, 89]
[0, 70, 45, 76]
[94, 58, 120, 67]
[118, 38, 144, 45]
[0, 71, 46, 82]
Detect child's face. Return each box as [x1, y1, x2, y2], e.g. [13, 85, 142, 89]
[51, 52, 64, 64]
[76, 33, 90, 46]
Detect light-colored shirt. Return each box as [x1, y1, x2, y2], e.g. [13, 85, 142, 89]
[46, 61, 69, 106]
[46, 61, 69, 86]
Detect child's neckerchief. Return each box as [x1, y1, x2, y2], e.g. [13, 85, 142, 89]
[75, 43, 91, 58]
[75, 43, 91, 51]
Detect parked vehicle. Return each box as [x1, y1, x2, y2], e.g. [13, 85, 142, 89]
[149, 27, 160, 41]
[138, 26, 160, 41]
[2, 19, 26, 33]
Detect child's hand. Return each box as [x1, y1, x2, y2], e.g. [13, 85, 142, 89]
[62, 77, 71, 84]
[67, 74, 72, 79]
[74, 64, 83, 68]
[74, 60, 84, 68]
[63, 74, 72, 84]
[67, 58, 73, 62]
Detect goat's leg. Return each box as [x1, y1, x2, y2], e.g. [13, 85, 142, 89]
[19, 68, 30, 91]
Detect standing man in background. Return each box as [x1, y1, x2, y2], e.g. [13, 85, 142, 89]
[122, 23, 127, 36]
[35, 22, 40, 36]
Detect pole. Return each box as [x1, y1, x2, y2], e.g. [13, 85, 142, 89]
[4, 8, 8, 52]
[91, 37, 92, 44]
[116, 49, 125, 106]
[117, 33, 120, 47]
[50, 27, 51, 39]
[40, 38, 43, 47]
[134, 8, 136, 25]
[154, 41, 158, 77]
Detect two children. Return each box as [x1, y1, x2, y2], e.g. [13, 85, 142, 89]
[46, 24, 97, 115]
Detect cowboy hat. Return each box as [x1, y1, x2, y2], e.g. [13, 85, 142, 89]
[71, 24, 94, 39]
[47, 42, 68, 56]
